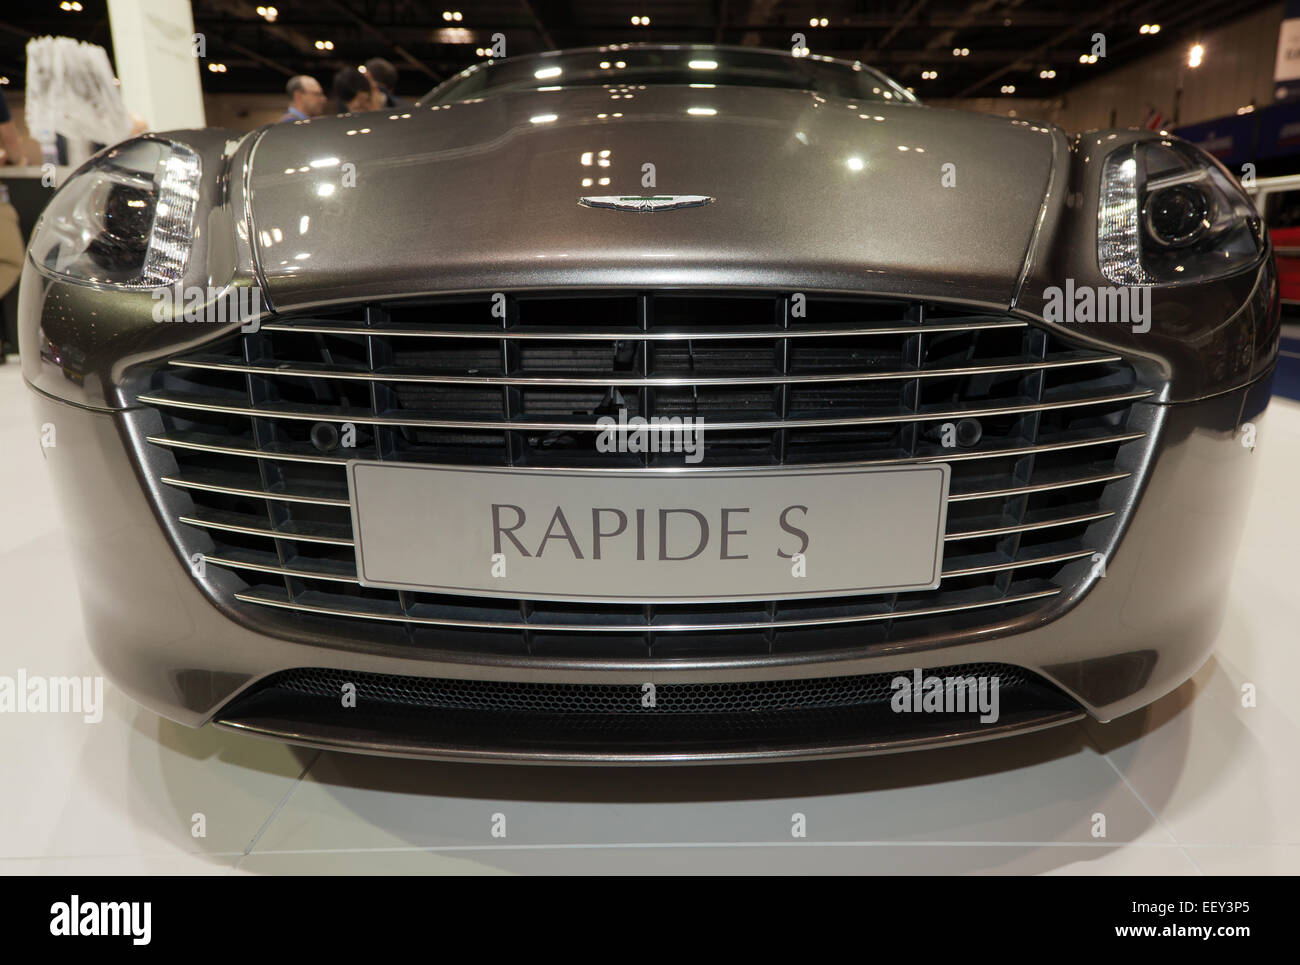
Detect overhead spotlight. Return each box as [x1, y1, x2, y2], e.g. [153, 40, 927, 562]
[1140, 24, 1149, 34]
[256, 5, 277, 20]
[1149, 24, 1160, 34]
[921, 70, 937, 80]
[442, 10, 462, 21]
[1038, 69, 1056, 79]
[631, 15, 650, 25]
[314, 40, 334, 50]
[1189, 43, 1204, 68]
[1079, 53, 1098, 64]
[0, 77, 9, 86]
[1000, 84, 1016, 94]
[206, 62, 227, 73]
[59, 1, 83, 9]
[952, 47, 969, 57]
[1237, 105, 1255, 114]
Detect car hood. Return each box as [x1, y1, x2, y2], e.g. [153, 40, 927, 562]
[246, 86, 1060, 310]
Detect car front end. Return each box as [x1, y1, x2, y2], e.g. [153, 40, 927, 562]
[20, 45, 1278, 763]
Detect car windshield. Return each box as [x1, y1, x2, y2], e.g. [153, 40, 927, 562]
[420, 46, 918, 106]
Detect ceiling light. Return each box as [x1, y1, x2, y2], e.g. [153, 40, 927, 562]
[314, 40, 334, 50]
[1189, 44, 1204, 68]
[535, 66, 562, 79]
[530, 113, 558, 124]
[687, 107, 717, 115]
[1000, 84, 1016, 94]
[689, 60, 718, 70]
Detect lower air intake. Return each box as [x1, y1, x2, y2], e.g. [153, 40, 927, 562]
[216, 663, 1083, 761]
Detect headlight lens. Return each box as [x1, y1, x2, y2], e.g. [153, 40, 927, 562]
[31, 138, 201, 288]
[1097, 139, 1262, 285]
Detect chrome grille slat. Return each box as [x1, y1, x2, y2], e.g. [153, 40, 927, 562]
[145, 426, 1147, 468]
[157, 462, 1127, 506]
[146, 432, 352, 465]
[258, 318, 1031, 340]
[161, 471, 350, 506]
[233, 583, 1062, 633]
[166, 349, 1123, 387]
[178, 509, 354, 546]
[137, 290, 1153, 657]
[202, 539, 1094, 587]
[137, 387, 1154, 432]
[948, 467, 1130, 501]
[944, 509, 1115, 541]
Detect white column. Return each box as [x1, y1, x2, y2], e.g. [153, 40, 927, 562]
[106, 0, 206, 131]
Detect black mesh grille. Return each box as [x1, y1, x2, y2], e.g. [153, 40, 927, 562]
[135, 290, 1153, 659]
[218, 663, 1081, 755]
[269, 662, 1032, 714]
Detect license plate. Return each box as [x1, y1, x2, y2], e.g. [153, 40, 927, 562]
[348, 463, 950, 603]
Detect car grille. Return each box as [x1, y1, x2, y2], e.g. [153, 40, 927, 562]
[136, 290, 1154, 658]
[216, 662, 1083, 759]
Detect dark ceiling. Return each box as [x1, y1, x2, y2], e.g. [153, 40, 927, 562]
[0, 0, 1278, 101]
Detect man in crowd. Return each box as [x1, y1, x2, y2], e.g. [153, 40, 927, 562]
[364, 58, 405, 108]
[278, 75, 326, 122]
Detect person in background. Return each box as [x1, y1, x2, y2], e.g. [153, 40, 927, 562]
[0, 88, 31, 359]
[364, 58, 405, 108]
[278, 75, 326, 122]
[331, 67, 377, 114]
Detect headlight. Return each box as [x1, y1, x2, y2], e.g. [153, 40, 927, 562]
[1097, 139, 1262, 286]
[31, 138, 201, 288]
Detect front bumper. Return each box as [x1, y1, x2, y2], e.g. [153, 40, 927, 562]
[27, 369, 1271, 763]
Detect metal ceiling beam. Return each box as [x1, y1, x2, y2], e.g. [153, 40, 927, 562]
[324, 0, 437, 78]
[227, 39, 295, 76]
[875, 0, 932, 51]
[955, 0, 1139, 96]
[519, 0, 557, 50]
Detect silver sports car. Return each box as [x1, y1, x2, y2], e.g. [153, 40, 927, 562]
[20, 44, 1277, 763]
